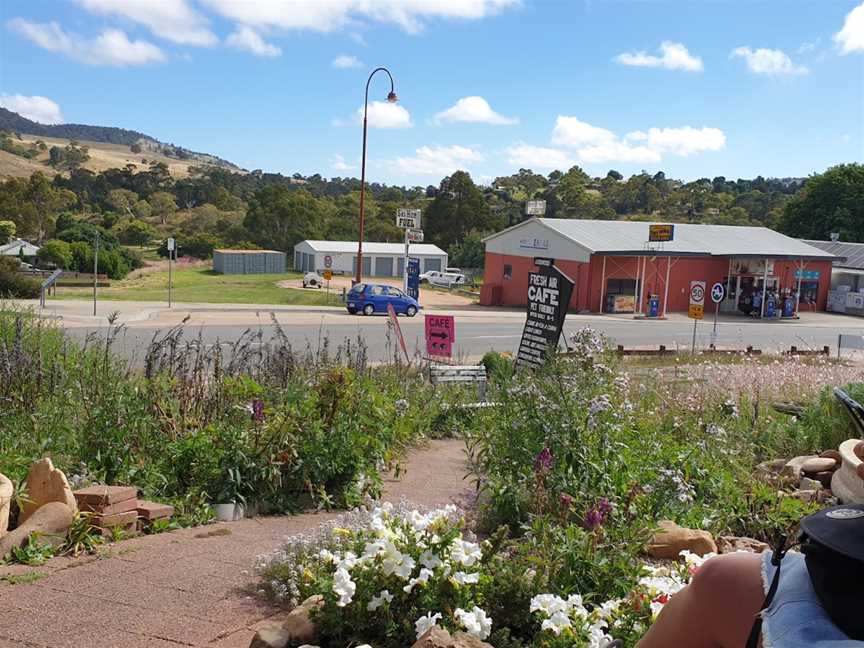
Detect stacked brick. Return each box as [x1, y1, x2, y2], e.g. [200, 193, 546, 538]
[72, 486, 173, 534]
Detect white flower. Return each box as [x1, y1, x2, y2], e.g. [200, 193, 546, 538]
[452, 571, 480, 585]
[404, 568, 435, 593]
[362, 538, 387, 560]
[338, 551, 358, 570]
[318, 549, 337, 564]
[380, 541, 416, 580]
[332, 567, 356, 607]
[415, 612, 443, 639]
[530, 594, 569, 616]
[367, 589, 393, 611]
[451, 539, 482, 567]
[541, 610, 572, 635]
[419, 550, 443, 570]
[650, 599, 665, 619]
[454, 606, 493, 640]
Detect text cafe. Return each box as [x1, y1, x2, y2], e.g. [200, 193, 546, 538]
[480, 219, 838, 317]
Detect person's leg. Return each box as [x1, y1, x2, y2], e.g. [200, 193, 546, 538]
[636, 552, 765, 648]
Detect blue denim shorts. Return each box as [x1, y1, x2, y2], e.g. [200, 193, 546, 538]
[761, 551, 863, 647]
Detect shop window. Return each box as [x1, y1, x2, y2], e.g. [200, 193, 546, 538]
[606, 278, 638, 295]
[800, 281, 819, 304]
[503, 264, 512, 280]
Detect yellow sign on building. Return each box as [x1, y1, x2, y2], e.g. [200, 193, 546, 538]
[649, 224, 675, 242]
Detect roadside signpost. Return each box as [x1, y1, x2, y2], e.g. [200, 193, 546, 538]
[323, 269, 333, 302]
[689, 280, 705, 354]
[167, 237, 175, 308]
[396, 208, 423, 292]
[425, 314, 455, 358]
[387, 303, 409, 362]
[407, 258, 420, 301]
[516, 258, 574, 370]
[710, 281, 725, 342]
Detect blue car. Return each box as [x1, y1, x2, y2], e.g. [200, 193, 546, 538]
[346, 283, 420, 317]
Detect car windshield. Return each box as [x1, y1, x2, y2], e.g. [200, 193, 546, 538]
[349, 283, 365, 294]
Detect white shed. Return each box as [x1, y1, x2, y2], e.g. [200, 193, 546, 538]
[293, 240, 448, 277]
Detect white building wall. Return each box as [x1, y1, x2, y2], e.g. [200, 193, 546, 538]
[293, 241, 447, 276]
[485, 220, 592, 263]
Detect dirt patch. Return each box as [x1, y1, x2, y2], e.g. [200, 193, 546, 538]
[279, 275, 474, 307]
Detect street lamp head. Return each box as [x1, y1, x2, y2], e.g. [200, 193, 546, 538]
[386, 91, 398, 103]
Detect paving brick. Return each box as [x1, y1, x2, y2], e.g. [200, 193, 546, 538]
[94, 509, 138, 528]
[136, 500, 174, 521]
[73, 485, 137, 508]
[78, 496, 139, 515]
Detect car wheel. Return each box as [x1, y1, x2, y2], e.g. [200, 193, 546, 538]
[363, 304, 375, 316]
[406, 305, 417, 317]
[347, 307, 357, 314]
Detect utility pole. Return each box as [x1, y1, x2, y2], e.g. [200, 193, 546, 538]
[92, 230, 99, 316]
[167, 237, 175, 308]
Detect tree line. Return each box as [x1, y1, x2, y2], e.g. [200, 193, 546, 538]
[0, 161, 860, 277]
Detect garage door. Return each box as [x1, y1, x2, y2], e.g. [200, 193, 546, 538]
[375, 257, 394, 277]
[353, 256, 372, 276]
[424, 258, 441, 272]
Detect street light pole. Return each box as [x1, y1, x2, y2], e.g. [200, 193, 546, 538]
[355, 66, 397, 285]
[92, 230, 99, 316]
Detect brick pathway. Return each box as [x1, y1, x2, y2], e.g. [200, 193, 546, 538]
[0, 440, 470, 647]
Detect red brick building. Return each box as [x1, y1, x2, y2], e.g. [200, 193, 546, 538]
[480, 219, 837, 316]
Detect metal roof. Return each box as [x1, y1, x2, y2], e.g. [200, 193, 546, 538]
[0, 238, 39, 256]
[298, 240, 447, 256]
[802, 240, 861, 269]
[214, 249, 284, 254]
[485, 219, 837, 260]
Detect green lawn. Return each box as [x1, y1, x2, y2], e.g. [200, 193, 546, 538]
[51, 266, 337, 305]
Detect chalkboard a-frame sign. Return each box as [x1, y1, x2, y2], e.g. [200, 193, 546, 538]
[516, 258, 574, 370]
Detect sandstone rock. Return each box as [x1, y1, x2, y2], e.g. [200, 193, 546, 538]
[0, 501, 74, 558]
[820, 449, 842, 462]
[716, 536, 769, 554]
[20, 458, 77, 524]
[411, 627, 494, 648]
[831, 439, 864, 504]
[646, 520, 717, 559]
[791, 489, 819, 503]
[800, 477, 823, 491]
[781, 455, 817, 481]
[755, 459, 787, 481]
[0, 473, 12, 537]
[249, 624, 289, 648]
[282, 595, 323, 643]
[801, 457, 837, 474]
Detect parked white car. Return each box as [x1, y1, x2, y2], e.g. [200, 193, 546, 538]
[302, 271, 323, 288]
[420, 270, 466, 287]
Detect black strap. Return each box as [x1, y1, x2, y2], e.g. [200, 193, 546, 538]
[746, 535, 788, 648]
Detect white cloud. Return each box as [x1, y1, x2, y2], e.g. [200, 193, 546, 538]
[331, 154, 356, 171]
[226, 26, 281, 57]
[0, 94, 64, 124]
[551, 116, 616, 148]
[389, 145, 483, 175]
[200, 0, 518, 34]
[505, 144, 575, 170]
[74, 0, 216, 46]
[356, 101, 412, 129]
[625, 130, 648, 141]
[434, 96, 518, 125]
[9, 19, 165, 66]
[835, 1, 864, 54]
[615, 41, 703, 72]
[730, 46, 808, 76]
[332, 55, 363, 69]
[645, 126, 726, 156]
[577, 141, 661, 165]
[798, 38, 820, 54]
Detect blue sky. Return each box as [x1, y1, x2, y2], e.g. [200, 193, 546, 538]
[1, 0, 862, 187]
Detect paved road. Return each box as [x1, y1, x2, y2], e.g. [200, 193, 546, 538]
[63, 309, 863, 363]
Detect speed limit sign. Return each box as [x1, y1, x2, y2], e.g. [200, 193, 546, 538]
[689, 281, 705, 320]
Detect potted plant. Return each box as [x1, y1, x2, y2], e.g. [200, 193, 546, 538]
[213, 467, 247, 522]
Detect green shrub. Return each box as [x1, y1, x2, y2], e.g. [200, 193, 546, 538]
[0, 258, 39, 298]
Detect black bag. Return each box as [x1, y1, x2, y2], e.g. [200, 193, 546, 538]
[746, 504, 864, 647]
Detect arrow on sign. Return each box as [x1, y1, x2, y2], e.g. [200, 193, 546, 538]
[430, 331, 449, 340]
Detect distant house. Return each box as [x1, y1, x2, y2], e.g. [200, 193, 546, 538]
[0, 238, 39, 262]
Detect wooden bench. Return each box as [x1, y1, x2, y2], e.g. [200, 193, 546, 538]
[835, 388, 864, 438]
[429, 364, 488, 403]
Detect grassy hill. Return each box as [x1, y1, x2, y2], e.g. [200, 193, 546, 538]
[0, 108, 241, 178]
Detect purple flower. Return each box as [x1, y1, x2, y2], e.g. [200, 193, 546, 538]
[533, 447, 553, 475]
[584, 508, 604, 531]
[559, 492, 573, 508]
[597, 497, 613, 517]
[251, 399, 265, 423]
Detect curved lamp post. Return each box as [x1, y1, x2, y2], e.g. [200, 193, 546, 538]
[355, 66, 397, 285]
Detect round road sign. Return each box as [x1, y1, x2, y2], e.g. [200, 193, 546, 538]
[690, 283, 705, 304]
[324, 255, 332, 268]
[711, 282, 725, 304]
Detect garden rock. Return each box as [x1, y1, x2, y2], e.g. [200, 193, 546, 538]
[799, 477, 823, 491]
[831, 439, 864, 504]
[781, 455, 817, 482]
[801, 457, 837, 475]
[0, 473, 12, 537]
[717, 536, 769, 554]
[411, 626, 494, 648]
[819, 449, 842, 462]
[755, 459, 787, 481]
[282, 594, 323, 643]
[791, 489, 819, 503]
[20, 458, 77, 524]
[248, 623, 289, 648]
[0, 501, 74, 558]
[813, 471, 834, 489]
[646, 520, 717, 559]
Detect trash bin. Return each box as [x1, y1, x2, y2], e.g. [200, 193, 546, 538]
[647, 295, 660, 318]
[783, 296, 795, 317]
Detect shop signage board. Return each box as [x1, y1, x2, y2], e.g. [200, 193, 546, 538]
[324, 255, 332, 268]
[407, 259, 420, 300]
[525, 200, 547, 216]
[425, 314, 455, 357]
[407, 229, 424, 243]
[688, 281, 705, 320]
[516, 260, 575, 370]
[794, 269, 821, 280]
[648, 224, 675, 242]
[396, 208, 421, 229]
